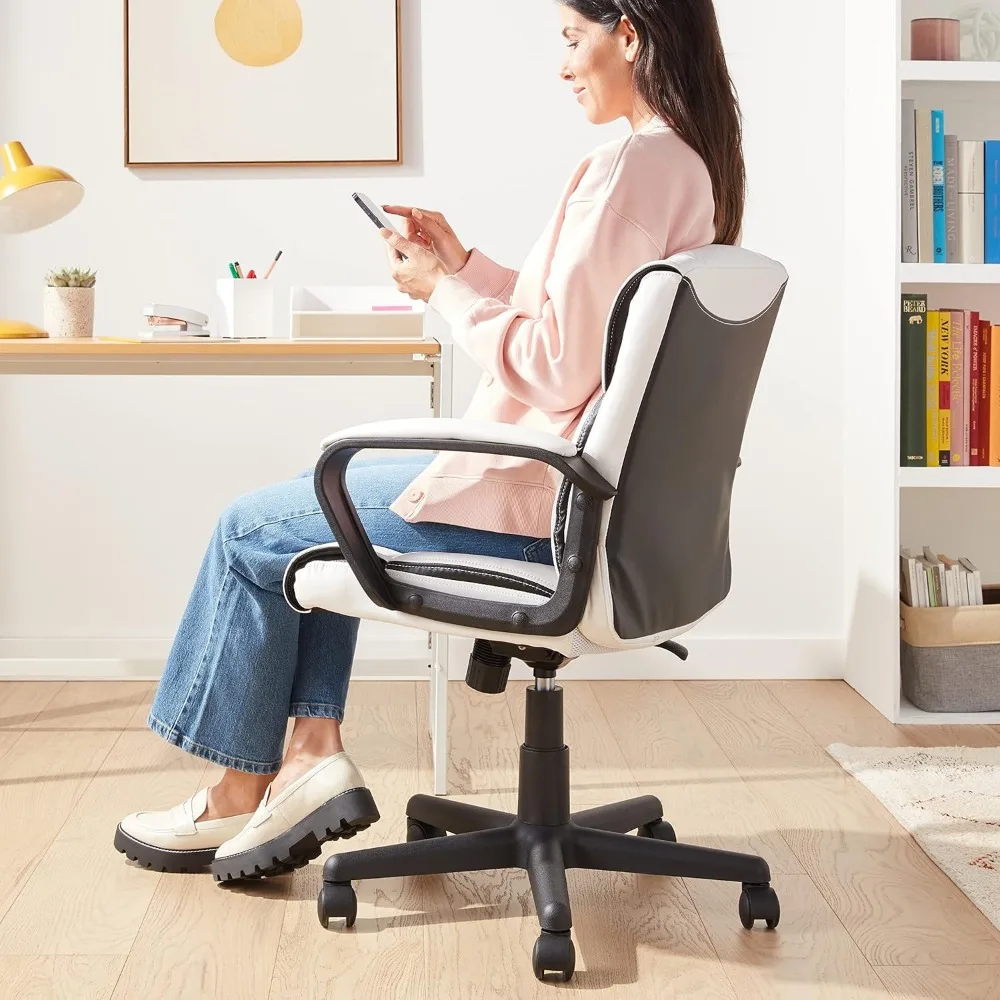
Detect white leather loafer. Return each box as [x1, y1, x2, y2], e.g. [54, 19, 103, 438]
[211, 752, 379, 882]
[114, 788, 253, 873]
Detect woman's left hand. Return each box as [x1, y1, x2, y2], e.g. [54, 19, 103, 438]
[381, 229, 448, 302]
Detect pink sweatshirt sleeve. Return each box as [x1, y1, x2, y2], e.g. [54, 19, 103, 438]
[429, 200, 660, 413]
[455, 249, 519, 304]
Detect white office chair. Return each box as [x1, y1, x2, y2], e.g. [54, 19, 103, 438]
[282, 244, 789, 983]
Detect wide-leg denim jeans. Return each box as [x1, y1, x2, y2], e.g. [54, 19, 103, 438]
[148, 454, 553, 775]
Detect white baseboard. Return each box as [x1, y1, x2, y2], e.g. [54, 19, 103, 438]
[0, 635, 844, 683]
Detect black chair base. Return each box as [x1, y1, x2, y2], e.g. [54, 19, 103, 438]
[318, 680, 779, 984]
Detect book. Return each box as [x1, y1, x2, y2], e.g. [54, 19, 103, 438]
[931, 110, 947, 262]
[901, 100, 918, 263]
[926, 310, 940, 467]
[982, 321, 992, 465]
[948, 308, 965, 465]
[971, 312, 982, 463]
[986, 139, 1000, 264]
[916, 109, 934, 263]
[963, 309, 972, 465]
[899, 548, 919, 606]
[945, 133, 959, 263]
[900, 294, 928, 466]
[921, 547, 944, 606]
[960, 556, 984, 604]
[937, 309, 952, 466]
[959, 140, 986, 264]
[993, 324, 1000, 466]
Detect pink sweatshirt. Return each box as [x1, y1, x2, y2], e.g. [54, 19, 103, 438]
[389, 117, 717, 539]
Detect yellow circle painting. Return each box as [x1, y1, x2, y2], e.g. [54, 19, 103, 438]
[215, 0, 303, 68]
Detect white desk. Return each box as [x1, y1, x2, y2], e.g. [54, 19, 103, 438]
[0, 336, 453, 794]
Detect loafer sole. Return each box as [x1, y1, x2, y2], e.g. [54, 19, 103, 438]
[114, 825, 224, 874]
[211, 786, 380, 883]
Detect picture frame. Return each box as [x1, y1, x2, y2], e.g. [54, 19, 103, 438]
[123, 0, 402, 168]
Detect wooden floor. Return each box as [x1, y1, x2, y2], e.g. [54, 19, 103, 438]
[0, 679, 998, 999]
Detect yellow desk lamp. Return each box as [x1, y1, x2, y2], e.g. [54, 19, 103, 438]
[0, 141, 84, 338]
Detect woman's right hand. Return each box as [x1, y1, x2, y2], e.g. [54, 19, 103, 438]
[382, 205, 471, 275]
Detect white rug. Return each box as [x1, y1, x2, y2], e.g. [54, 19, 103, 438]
[827, 743, 1000, 930]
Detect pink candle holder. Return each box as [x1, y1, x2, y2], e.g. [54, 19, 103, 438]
[911, 18, 961, 60]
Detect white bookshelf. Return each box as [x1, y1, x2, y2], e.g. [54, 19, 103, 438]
[899, 467, 1000, 487]
[844, 1, 1000, 727]
[900, 60, 1000, 82]
[901, 263, 1000, 283]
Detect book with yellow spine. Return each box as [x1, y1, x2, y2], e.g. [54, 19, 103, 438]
[926, 310, 940, 467]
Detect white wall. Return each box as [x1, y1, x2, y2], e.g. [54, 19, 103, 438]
[0, 0, 845, 681]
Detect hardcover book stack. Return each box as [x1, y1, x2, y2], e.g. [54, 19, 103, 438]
[900, 101, 1000, 264]
[900, 294, 1000, 467]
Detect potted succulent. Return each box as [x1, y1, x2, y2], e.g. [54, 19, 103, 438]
[43, 267, 97, 339]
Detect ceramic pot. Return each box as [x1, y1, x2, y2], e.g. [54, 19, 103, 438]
[43, 286, 95, 338]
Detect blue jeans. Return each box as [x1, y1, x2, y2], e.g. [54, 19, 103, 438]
[148, 454, 553, 775]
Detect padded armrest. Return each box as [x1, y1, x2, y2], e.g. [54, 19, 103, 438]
[312, 418, 614, 625]
[321, 418, 578, 458]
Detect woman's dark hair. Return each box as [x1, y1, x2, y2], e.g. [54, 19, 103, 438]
[560, 0, 745, 245]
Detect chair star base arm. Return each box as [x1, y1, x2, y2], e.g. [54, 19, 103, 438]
[312, 431, 614, 637]
[317, 676, 779, 981]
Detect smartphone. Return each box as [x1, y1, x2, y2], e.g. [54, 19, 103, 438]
[352, 192, 399, 234]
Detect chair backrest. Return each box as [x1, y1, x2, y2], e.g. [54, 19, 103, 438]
[567, 244, 788, 648]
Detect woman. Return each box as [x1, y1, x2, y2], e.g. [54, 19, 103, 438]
[115, 0, 744, 879]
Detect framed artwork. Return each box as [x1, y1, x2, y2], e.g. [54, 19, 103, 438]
[124, 0, 401, 167]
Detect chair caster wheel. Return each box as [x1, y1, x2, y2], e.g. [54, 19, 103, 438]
[532, 930, 575, 983]
[406, 820, 447, 842]
[318, 881, 357, 930]
[739, 883, 780, 930]
[637, 819, 677, 842]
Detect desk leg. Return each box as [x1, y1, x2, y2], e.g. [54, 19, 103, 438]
[427, 344, 453, 795]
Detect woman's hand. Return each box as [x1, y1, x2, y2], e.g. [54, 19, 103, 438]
[381, 230, 449, 302]
[382, 205, 471, 275]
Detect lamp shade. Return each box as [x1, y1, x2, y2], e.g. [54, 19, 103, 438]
[0, 141, 84, 234]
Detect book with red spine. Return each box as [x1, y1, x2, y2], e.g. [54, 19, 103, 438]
[983, 320, 994, 465]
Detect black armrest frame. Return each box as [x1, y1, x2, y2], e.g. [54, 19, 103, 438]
[313, 435, 616, 637]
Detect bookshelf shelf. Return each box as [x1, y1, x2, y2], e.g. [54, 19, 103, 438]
[901, 264, 1000, 284]
[900, 60, 1000, 82]
[899, 467, 1000, 487]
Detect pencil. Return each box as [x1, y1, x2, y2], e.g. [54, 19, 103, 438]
[234, 261, 244, 279]
[263, 250, 283, 280]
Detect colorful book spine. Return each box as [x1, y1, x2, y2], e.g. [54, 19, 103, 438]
[982, 321, 992, 466]
[932, 110, 947, 263]
[916, 110, 934, 263]
[963, 309, 972, 465]
[992, 324, 1000, 466]
[945, 134, 959, 263]
[901, 294, 928, 466]
[959, 140, 985, 264]
[986, 140, 1000, 265]
[927, 310, 940, 467]
[938, 309, 952, 465]
[950, 309, 965, 465]
[901, 99, 918, 263]
[971, 312, 982, 464]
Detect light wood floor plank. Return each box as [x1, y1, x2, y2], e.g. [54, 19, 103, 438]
[0, 682, 64, 761]
[0, 686, 207, 955]
[0, 683, 151, 927]
[875, 965, 1000, 999]
[598, 680, 802, 874]
[687, 874, 890, 999]
[267, 681, 428, 1000]
[679, 680, 1000, 967]
[0, 955, 126, 1000]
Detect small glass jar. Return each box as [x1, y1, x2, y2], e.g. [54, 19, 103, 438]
[910, 18, 961, 61]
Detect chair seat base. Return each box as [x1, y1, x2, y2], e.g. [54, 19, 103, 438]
[319, 793, 779, 982]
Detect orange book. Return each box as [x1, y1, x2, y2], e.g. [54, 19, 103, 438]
[992, 325, 1000, 466]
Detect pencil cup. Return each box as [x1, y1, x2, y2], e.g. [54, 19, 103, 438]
[216, 278, 274, 339]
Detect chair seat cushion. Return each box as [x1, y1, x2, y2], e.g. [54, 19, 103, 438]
[284, 544, 558, 616]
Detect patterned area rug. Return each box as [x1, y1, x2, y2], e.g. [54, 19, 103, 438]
[827, 744, 1000, 930]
